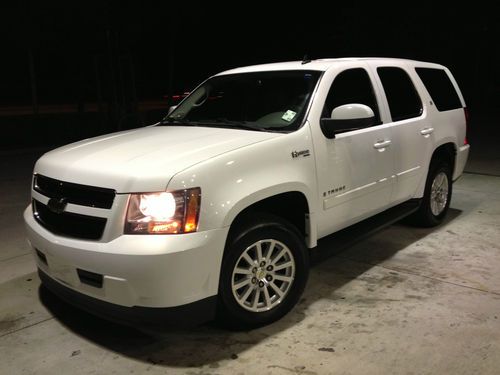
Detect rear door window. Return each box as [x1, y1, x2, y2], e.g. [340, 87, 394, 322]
[377, 67, 423, 122]
[415, 68, 462, 111]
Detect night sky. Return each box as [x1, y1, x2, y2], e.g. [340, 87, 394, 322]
[0, 2, 498, 133]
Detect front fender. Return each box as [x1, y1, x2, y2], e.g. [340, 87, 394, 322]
[221, 183, 313, 228]
[167, 127, 318, 246]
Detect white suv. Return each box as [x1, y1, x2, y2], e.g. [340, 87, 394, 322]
[24, 58, 470, 328]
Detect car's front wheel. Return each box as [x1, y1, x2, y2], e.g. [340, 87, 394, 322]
[218, 215, 309, 328]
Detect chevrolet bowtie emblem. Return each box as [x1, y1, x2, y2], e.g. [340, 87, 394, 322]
[47, 197, 68, 214]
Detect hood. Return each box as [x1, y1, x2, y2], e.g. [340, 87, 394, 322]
[34, 125, 281, 192]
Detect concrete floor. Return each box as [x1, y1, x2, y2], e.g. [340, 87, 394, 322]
[1, 152, 500, 375]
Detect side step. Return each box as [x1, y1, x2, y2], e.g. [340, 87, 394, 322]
[311, 199, 421, 264]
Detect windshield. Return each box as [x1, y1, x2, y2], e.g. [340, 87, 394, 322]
[161, 70, 322, 132]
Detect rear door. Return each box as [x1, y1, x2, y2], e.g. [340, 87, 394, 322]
[370, 64, 433, 204]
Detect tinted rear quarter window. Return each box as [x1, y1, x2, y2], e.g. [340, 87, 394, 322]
[415, 68, 462, 111]
[377, 67, 423, 122]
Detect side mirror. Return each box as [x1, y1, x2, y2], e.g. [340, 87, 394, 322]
[320, 103, 376, 139]
[168, 105, 177, 115]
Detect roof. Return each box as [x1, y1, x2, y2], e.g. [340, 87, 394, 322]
[217, 57, 442, 76]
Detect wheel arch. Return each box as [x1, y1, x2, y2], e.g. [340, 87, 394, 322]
[415, 141, 457, 198]
[431, 142, 456, 170]
[223, 186, 316, 249]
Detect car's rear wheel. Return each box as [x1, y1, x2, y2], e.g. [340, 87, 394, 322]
[410, 160, 452, 227]
[218, 214, 309, 328]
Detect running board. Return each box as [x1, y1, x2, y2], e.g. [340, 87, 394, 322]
[311, 199, 421, 264]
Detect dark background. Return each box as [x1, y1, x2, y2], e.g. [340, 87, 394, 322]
[0, 2, 498, 150]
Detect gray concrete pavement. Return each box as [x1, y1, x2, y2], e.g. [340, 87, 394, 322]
[1, 153, 500, 375]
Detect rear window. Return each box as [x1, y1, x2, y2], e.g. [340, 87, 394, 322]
[377, 67, 423, 122]
[415, 68, 462, 111]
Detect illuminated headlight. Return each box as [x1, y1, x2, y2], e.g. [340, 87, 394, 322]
[125, 188, 201, 234]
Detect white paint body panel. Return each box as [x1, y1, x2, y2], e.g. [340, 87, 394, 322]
[367, 60, 434, 204]
[25, 57, 469, 309]
[25, 206, 229, 307]
[168, 123, 317, 233]
[307, 62, 395, 237]
[34, 126, 280, 193]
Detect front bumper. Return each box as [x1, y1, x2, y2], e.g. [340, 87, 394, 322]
[24, 206, 229, 324]
[38, 268, 217, 327]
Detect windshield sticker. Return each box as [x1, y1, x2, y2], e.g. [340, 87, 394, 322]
[282, 110, 297, 122]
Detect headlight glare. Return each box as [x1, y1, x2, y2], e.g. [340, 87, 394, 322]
[125, 188, 201, 234]
[139, 192, 176, 220]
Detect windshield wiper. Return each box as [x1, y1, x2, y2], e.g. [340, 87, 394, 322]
[209, 118, 267, 132]
[159, 117, 274, 132]
[158, 118, 205, 126]
[159, 117, 182, 125]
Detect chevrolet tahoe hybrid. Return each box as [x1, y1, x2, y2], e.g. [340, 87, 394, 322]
[25, 58, 470, 327]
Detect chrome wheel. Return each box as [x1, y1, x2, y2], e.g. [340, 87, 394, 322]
[430, 171, 449, 216]
[231, 239, 295, 312]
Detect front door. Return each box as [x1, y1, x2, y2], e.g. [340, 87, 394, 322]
[311, 66, 395, 238]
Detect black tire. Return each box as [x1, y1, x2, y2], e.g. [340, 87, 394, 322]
[217, 214, 309, 329]
[410, 160, 453, 227]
